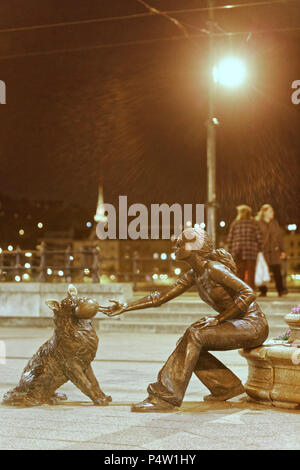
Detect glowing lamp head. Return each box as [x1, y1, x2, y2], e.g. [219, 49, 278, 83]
[213, 57, 246, 88]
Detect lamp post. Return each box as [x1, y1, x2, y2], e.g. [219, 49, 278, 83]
[206, 1, 246, 245]
[206, 0, 217, 246]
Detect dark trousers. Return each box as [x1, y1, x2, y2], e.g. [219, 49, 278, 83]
[147, 316, 269, 407]
[259, 264, 284, 295]
[236, 258, 256, 289]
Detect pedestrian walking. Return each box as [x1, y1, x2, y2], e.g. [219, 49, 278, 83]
[227, 205, 263, 289]
[256, 204, 287, 297]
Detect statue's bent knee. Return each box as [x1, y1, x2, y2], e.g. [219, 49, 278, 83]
[184, 325, 199, 344]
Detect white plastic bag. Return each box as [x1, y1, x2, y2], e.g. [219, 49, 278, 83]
[255, 252, 271, 287]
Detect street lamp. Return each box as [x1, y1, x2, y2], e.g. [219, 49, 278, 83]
[206, 54, 246, 246]
[213, 57, 246, 88]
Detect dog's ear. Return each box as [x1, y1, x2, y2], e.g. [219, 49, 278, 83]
[46, 300, 60, 312]
[68, 284, 78, 298]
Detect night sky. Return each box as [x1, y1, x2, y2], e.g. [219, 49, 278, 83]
[0, 0, 299, 244]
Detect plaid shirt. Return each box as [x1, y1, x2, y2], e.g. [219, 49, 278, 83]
[227, 219, 263, 261]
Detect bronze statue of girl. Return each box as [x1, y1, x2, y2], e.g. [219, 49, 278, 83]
[100, 228, 269, 412]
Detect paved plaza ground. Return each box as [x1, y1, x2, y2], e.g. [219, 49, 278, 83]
[0, 327, 300, 450]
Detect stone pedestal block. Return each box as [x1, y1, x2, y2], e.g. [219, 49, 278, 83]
[241, 306, 300, 409]
[240, 344, 300, 409]
[0, 283, 133, 318]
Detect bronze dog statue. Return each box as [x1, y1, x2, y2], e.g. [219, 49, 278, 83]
[2, 285, 111, 407]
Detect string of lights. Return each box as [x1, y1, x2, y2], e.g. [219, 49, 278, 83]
[0, 0, 297, 34]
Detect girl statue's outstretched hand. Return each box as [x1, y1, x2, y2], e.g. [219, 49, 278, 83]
[98, 300, 127, 317]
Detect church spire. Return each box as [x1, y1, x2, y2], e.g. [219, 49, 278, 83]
[94, 184, 107, 224]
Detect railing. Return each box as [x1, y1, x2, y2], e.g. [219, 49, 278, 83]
[0, 247, 299, 291]
[0, 246, 182, 291]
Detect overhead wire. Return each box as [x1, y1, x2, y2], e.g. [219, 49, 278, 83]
[0, 0, 299, 61]
[0, 0, 297, 34]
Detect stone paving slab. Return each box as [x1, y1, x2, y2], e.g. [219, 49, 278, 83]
[0, 328, 299, 450]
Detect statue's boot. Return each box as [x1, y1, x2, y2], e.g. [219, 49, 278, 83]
[131, 396, 176, 413]
[203, 383, 245, 402]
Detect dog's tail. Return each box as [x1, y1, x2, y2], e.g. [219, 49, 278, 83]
[2, 388, 39, 407]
